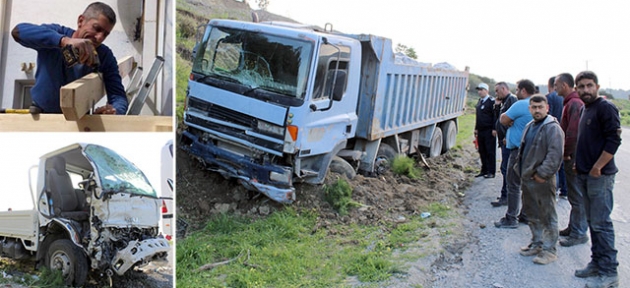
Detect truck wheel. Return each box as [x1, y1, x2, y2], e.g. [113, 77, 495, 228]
[441, 120, 457, 153]
[375, 143, 397, 174]
[329, 156, 356, 179]
[429, 127, 443, 158]
[46, 239, 88, 287]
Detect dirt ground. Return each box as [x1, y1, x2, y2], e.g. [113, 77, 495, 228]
[176, 140, 479, 237]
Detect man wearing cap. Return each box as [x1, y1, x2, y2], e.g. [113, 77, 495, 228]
[474, 82, 497, 178]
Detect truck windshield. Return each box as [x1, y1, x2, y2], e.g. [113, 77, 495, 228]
[83, 145, 157, 198]
[192, 25, 313, 104]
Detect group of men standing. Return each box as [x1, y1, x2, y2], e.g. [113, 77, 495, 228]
[474, 71, 621, 288]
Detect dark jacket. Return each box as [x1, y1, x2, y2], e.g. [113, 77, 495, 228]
[514, 115, 564, 180]
[494, 94, 518, 142]
[475, 97, 496, 131]
[575, 97, 622, 175]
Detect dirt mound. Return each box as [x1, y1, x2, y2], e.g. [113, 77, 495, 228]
[176, 141, 478, 234]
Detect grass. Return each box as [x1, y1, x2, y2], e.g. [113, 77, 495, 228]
[611, 99, 630, 126]
[175, 54, 192, 124]
[177, 204, 456, 287]
[324, 178, 360, 216]
[455, 108, 476, 150]
[391, 155, 423, 179]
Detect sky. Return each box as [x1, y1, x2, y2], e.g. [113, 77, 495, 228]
[0, 132, 172, 211]
[261, 0, 630, 91]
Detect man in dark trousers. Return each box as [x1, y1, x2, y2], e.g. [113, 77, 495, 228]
[474, 82, 496, 178]
[515, 95, 564, 265]
[491, 82, 518, 206]
[555, 73, 589, 248]
[573, 71, 621, 288]
[547, 76, 568, 198]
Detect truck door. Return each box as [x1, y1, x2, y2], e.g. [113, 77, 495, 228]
[302, 41, 357, 157]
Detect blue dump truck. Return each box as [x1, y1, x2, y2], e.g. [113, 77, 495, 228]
[180, 19, 469, 203]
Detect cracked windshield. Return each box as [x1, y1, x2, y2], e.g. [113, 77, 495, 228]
[193, 26, 313, 101]
[84, 145, 157, 198]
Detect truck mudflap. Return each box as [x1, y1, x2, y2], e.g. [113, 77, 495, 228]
[180, 130, 296, 203]
[111, 238, 170, 276]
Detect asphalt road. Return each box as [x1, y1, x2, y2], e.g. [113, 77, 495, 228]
[428, 127, 629, 288]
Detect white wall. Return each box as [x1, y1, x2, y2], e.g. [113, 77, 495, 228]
[0, 0, 173, 114]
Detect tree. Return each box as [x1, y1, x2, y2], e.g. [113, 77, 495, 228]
[256, 0, 270, 10]
[395, 43, 417, 60]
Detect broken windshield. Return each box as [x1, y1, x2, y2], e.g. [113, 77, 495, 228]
[83, 145, 157, 198]
[192, 25, 313, 103]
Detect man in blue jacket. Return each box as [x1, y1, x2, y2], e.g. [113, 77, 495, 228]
[11, 2, 127, 115]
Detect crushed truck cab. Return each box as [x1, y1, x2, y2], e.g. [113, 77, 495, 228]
[0, 143, 169, 286]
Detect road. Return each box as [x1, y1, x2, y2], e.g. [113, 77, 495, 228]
[427, 127, 629, 288]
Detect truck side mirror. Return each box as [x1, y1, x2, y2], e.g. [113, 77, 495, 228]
[331, 70, 347, 101]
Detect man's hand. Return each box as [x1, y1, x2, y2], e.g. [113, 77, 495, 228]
[589, 166, 602, 178]
[492, 130, 497, 137]
[94, 104, 117, 114]
[60, 37, 96, 67]
[532, 173, 546, 183]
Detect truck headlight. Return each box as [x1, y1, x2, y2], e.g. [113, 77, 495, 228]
[257, 120, 284, 136]
[270, 169, 292, 184]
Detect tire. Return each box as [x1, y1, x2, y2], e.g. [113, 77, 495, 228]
[429, 127, 443, 158]
[374, 143, 397, 174]
[329, 156, 356, 179]
[46, 239, 88, 287]
[441, 120, 457, 153]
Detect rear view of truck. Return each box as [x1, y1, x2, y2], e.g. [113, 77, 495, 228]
[181, 19, 468, 203]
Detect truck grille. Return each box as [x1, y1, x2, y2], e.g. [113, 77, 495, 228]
[185, 98, 284, 153]
[188, 97, 256, 128]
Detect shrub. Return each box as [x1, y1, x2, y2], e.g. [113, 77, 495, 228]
[391, 155, 422, 179]
[324, 178, 360, 215]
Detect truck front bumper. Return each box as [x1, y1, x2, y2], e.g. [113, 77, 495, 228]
[180, 130, 296, 203]
[111, 238, 170, 275]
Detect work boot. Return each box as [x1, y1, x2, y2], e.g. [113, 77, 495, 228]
[585, 274, 619, 288]
[518, 215, 529, 225]
[559, 227, 571, 237]
[575, 262, 599, 278]
[494, 217, 518, 229]
[532, 250, 557, 265]
[559, 236, 589, 247]
[519, 244, 542, 256]
[491, 197, 507, 207]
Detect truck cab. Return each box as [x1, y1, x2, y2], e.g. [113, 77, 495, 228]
[0, 143, 169, 286]
[181, 20, 361, 203]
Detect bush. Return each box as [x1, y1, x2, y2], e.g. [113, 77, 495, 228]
[324, 178, 360, 215]
[391, 155, 422, 179]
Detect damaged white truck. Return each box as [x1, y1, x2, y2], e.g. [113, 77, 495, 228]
[0, 143, 170, 286]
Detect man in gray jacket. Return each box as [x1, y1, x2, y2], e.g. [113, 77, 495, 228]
[514, 94, 564, 265]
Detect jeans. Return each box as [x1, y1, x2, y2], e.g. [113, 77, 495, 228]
[505, 149, 521, 221]
[557, 162, 568, 195]
[521, 178, 558, 252]
[565, 158, 588, 238]
[499, 144, 510, 199]
[577, 173, 618, 276]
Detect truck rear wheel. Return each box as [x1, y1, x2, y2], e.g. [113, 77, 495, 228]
[429, 127, 443, 158]
[375, 143, 397, 174]
[441, 120, 457, 153]
[46, 239, 88, 287]
[330, 156, 356, 179]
